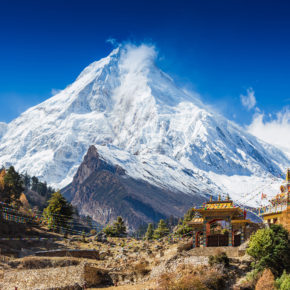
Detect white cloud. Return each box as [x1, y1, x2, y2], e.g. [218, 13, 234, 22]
[106, 38, 119, 47]
[247, 107, 290, 157]
[240, 88, 256, 110]
[51, 88, 61, 96]
[120, 43, 157, 74]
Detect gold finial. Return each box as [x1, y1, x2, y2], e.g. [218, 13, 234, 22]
[218, 194, 221, 201]
[210, 196, 213, 202]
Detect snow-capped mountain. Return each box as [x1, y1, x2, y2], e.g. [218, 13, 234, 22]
[0, 44, 288, 207]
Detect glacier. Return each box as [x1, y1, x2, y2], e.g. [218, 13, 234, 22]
[0, 44, 289, 208]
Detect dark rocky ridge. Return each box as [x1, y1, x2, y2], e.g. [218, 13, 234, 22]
[62, 145, 206, 230]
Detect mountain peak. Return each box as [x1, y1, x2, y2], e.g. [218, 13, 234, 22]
[76, 47, 121, 81]
[0, 45, 289, 207]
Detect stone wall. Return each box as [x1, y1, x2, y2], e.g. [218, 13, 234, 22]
[1, 263, 111, 289]
[34, 249, 99, 259]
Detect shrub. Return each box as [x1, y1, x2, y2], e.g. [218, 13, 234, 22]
[133, 259, 150, 276]
[239, 268, 261, 289]
[208, 252, 229, 267]
[90, 229, 97, 236]
[246, 224, 290, 276]
[255, 268, 275, 290]
[276, 270, 290, 290]
[177, 241, 193, 253]
[103, 225, 115, 237]
[157, 264, 226, 290]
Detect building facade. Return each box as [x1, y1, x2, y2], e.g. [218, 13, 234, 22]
[259, 169, 290, 232]
[188, 196, 253, 248]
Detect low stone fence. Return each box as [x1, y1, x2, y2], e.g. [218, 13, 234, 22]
[34, 249, 99, 260]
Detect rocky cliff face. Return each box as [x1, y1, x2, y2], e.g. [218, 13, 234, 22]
[62, 145, 203, 229]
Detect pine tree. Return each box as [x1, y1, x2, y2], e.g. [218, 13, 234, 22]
[31, 176, 39, 192]
[175, 208, 196, 236]
[22, 172, 31, 188]
[1, 166, 24, 207]
[113, 216, 127, 237]
[103, 216, 127, 237]
[153, 219, 170, 239]
[145, 223, 154, 240]
[43, 191, 73, 233]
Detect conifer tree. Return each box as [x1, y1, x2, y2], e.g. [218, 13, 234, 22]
[43, 191, 73, 233]
[113, 216, 127, 237]
[103, 216, 127, 237]
[153, 219, 170, 239]
[145, 223, 154, 240]
[0, 166, 24, 207]
[175, 208, 196, 236]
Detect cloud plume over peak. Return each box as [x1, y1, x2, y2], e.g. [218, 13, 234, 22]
[120, 43, 157, 74]
[240, 88, 256, 110]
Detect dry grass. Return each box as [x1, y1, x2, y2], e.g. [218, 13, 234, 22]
[94, 280, 157, 289]
[8, 256, 80, 269]
[237, 268, 261, 289]
[156, 264, 227, 290]
[177, 241, 193, 253]
[2, 262, 111, 289]
[2, 264, 86, 289]
[133, 259, 151, 276]
[255, 269, 275, 290]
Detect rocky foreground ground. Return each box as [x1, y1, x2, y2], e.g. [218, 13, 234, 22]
[0, 230, 254, 290]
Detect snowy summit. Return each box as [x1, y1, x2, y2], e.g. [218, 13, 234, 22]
[0, 44, 288, 207]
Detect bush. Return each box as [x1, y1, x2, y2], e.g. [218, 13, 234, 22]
[255, 268, 275, 290]
[157, 265, 226, 290]
[133, 259, 150, 276]
[246, 224, 290, 276]
[239, 268, 261, 289]
[208, 252, 229, 267]
[276, 271, 290, 290]
[90, 229, 97, 236]
[177, 241, 193, 253]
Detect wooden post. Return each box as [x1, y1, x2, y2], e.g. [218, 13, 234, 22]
[241, 226, 245, 244]
[203, 221, 207, 247]
[228, 218, 232, 246]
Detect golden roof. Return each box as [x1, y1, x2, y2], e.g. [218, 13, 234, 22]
[188, 218, 203, 225]
[204, 202, 233, 210]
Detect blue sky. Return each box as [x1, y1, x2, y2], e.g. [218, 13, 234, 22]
[0, 0, 289, 134]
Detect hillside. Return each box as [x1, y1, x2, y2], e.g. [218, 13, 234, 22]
[62, 145, 203, 229]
